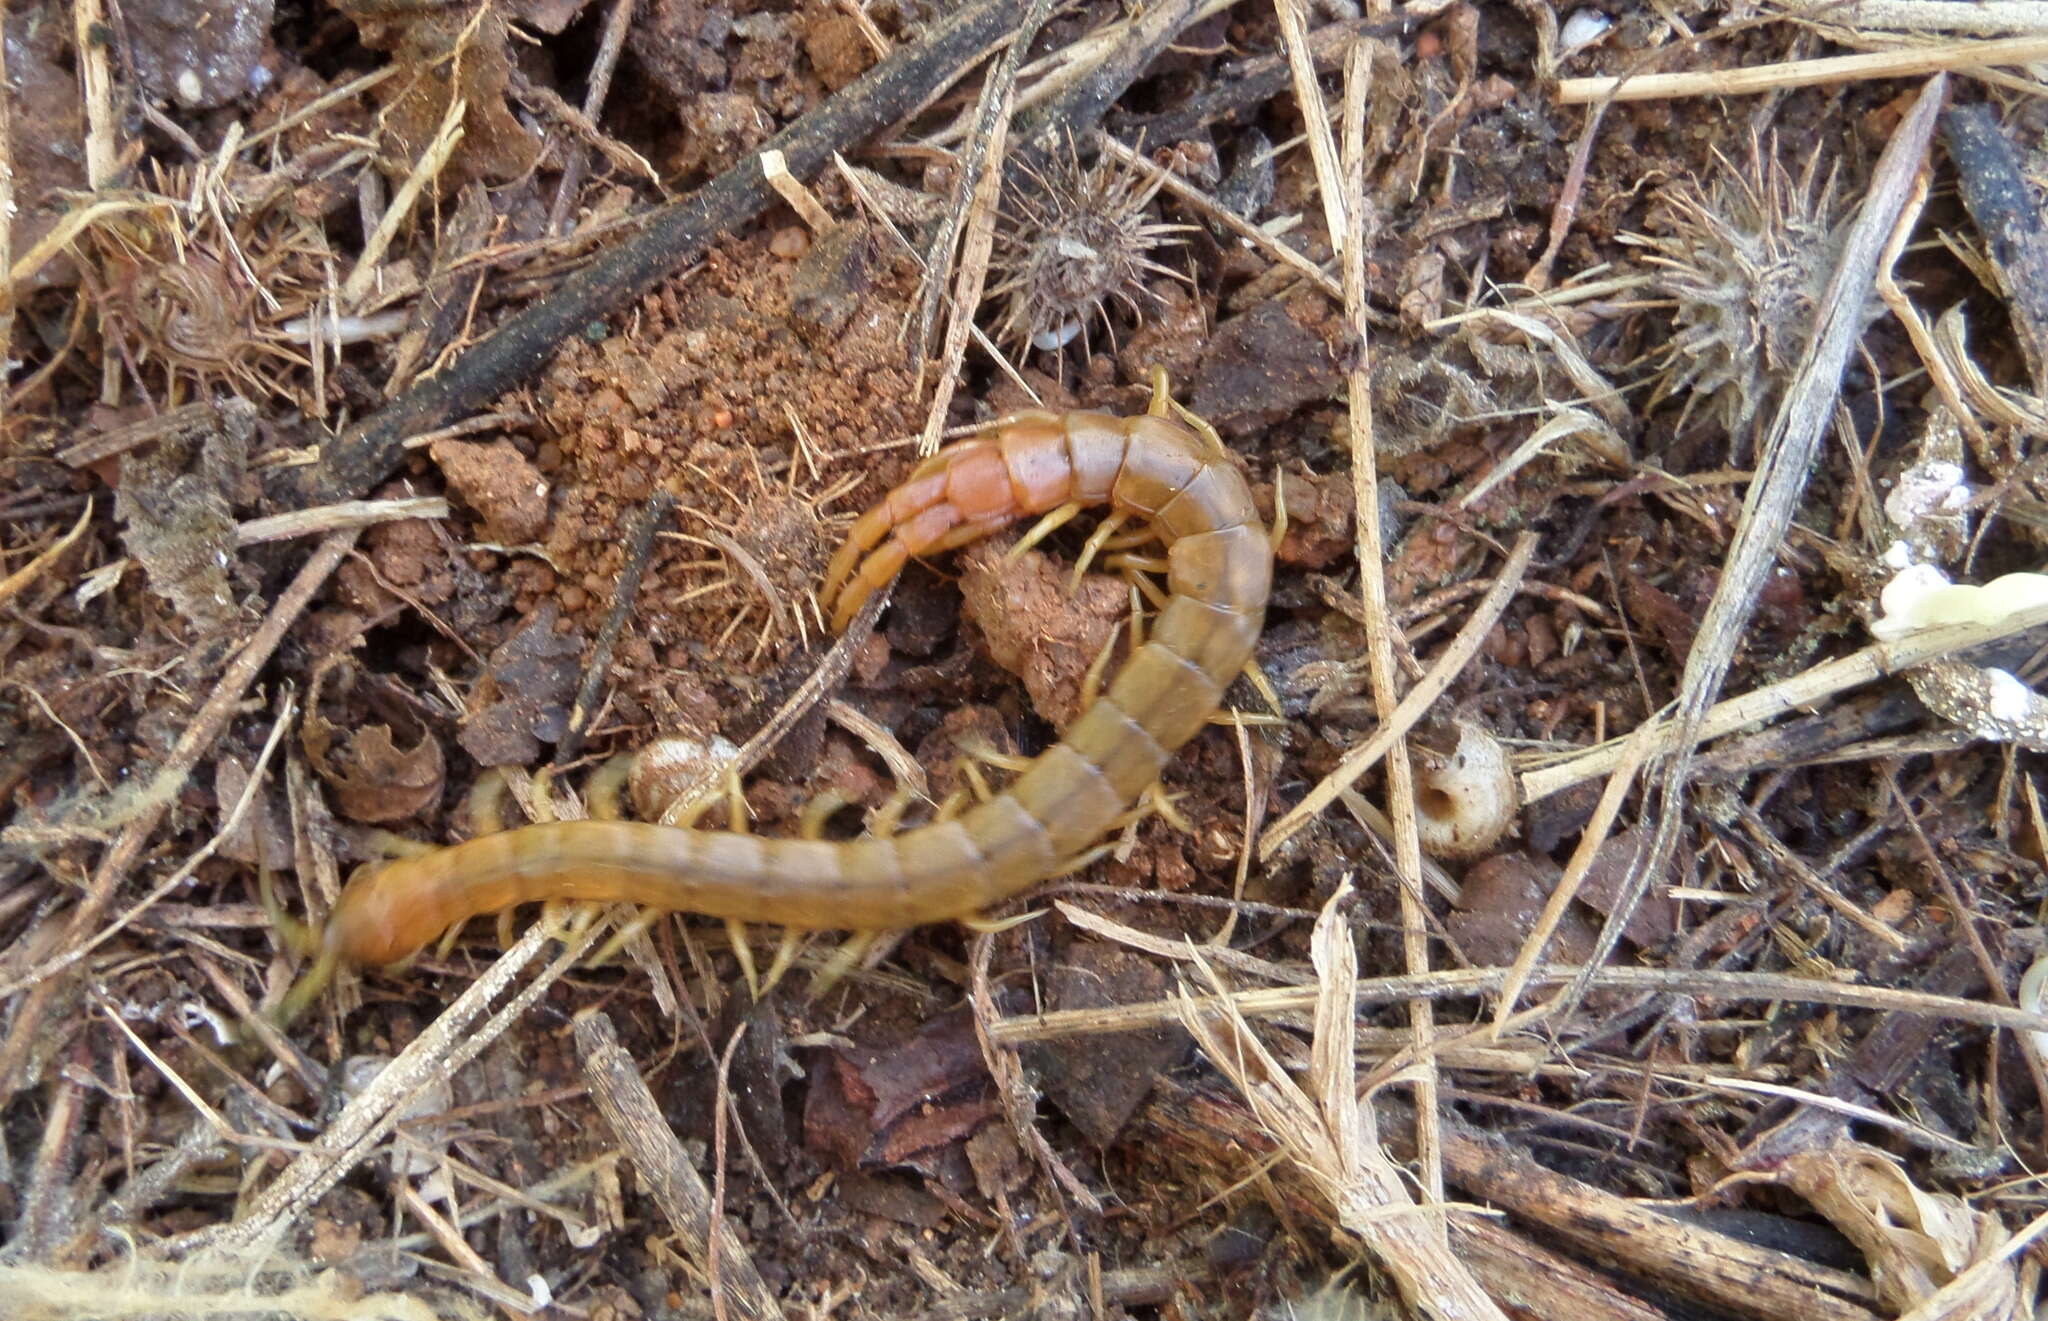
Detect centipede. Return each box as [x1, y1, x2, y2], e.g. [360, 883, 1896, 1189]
[280, 378, 1271, 1016]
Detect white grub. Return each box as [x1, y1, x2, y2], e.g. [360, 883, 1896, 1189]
[1414, 722, 1519, 859]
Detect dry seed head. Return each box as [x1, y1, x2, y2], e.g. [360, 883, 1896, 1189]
[1629, 134, 1848, 445]
[988, 144, 1192, 355]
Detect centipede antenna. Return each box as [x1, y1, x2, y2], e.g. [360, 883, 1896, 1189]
[273, 946, 341, 1029]
[257, 862, 317, 959]
[361, 828, 437, 859]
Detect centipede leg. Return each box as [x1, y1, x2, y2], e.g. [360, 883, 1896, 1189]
[867, 787, 914, 838]
[1070, 511, 1128, 589]
[438, 920, 467, 961]
[728, 920, 762, 999]
[807, 931, 877, 999]
[588, 906, 665, 968]
[798, 789, 855, 840]
[760, 931, 805, 995]
[1007, 501, 1085, 561]
[1078, 622, 1122, 710]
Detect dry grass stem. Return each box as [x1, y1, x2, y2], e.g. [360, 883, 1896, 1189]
[1009, 960, 2048, 1043]
[234, 497, 450, 545]
[1774, 0, 2048, 36]
[1558, 33, 2048, 104]
[1523, 595, 2048, 801]
[1094, 131, 1340, 300]
[1180, 887, 1509, 1319]
[759, 150, 834, 233]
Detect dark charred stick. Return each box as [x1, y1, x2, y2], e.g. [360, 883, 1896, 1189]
[1943, 103, 2048, 396]
[281, 1, 1020, 509]
[555, 490, 674, 768]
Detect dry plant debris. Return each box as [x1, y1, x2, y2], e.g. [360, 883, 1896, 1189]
[14, 1, 2048, 1319]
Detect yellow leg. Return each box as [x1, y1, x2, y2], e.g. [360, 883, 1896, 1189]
[588, 906, 664, 967]
[728, 919, 762, 999]
[954, 735, 1033, 774]
[437, 919, 467, 961]
[273, 947, 342, 1028]
[258, 862, 317, 959]
[528, 768, 560, 824]
[1007, 501, 1086, 560]
[1269, 467, 1290, 552]
[1079, 622, 1122, 710]
[959, 758, 998, 805]
[807, 931, 877, 999]
[761, 929, 805, 995]
[934, 788, 970, 823]
[1071, 511, 1128, 589]
[868, 787, 914, 838]
[799, 790, 856, 840]
[359, 829, 437, 860]
[1105, 552, 1170, 576]
[960, 907, 1049, 933]
[496, 909, 518, 950]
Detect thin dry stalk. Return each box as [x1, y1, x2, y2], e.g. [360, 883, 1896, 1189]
[547, 0, 636, 235]
[0, 501, 93, 610]
[1094, 132, 1340, 300]
[175, 916, 607, 1256]
[1775, 0, 2048, 35]
[1180, 887, 1510, 1320]
[344, 94, 468, 306]
[1277, 12, 1453, 1215]
[1570, 79, 1945, 1019]
[1521, 594, 2048, 802]
[911, 0, 1054, 376]
[1006, 961, 2048, 1043]
[1557, 33, 2048, 103]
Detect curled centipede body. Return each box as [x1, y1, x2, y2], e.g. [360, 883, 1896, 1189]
[303, 388, 1272, 998]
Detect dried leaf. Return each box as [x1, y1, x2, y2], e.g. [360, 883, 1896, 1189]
[1778, 1140, 2017, 1318]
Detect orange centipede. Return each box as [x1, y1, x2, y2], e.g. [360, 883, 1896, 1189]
[284, 382, 1271, 1012]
